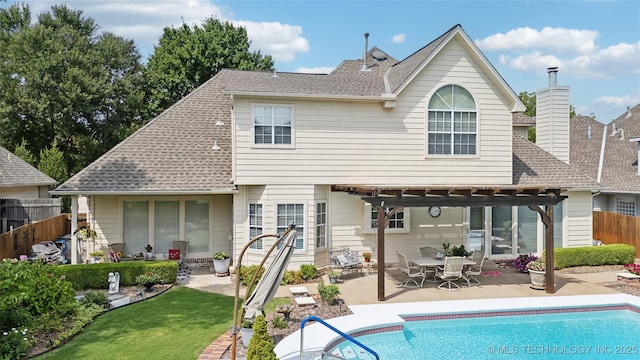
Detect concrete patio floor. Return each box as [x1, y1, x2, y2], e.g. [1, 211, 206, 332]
[181, 260, 623, 305]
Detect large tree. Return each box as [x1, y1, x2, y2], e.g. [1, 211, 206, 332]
[145, 17, 274, 117]
[0, 4, 145, 177]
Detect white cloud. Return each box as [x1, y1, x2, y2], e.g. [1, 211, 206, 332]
[476, 27, 598, 55]
[295, 66, 335, 74]
[392, 33, 406, 44]
[25, 0, 309, 63]
[595, 89, 640, 108]
[234, 20, 309, 63]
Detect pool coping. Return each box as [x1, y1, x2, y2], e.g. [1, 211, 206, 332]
[274, 294, 640, 360]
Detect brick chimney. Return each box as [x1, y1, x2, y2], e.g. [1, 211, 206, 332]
[536, 67, 570, 164]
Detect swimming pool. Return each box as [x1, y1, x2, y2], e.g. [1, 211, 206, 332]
[273, 294, 640, 360]
[330, 307, 640, 359]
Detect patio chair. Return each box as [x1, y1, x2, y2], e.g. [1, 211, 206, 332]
[464, 251, 485, 286]
[172, 240, 189, 265]
[397, 252, 426, 288]
[417, 246, 439, 281]
[436, 256, 465, 291]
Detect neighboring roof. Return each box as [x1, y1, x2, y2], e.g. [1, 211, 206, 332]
[569, 115, 605, 182]
[0, 146, 57, 188]
[513, 134, 599, 189]
[53, 75, 235, 195]
[512, 113, 536, 127]
[598, 104, 640, 193]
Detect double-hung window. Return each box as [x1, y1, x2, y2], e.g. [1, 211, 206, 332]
[249, 204, 263, 250]
[427, 85, 477, 155]
[254, 105, 293, 145]
[277, 204, 304, 249]
[365, 205, 410, 233]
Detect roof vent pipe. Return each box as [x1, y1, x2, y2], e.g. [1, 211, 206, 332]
[547, 67, 558, 86]
[361, 33, 370, 72]
[588, 126, 592, 140]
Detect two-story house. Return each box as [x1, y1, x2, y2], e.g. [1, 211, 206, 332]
[52, 24, 598, 269]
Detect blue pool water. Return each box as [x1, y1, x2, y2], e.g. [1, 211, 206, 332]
[331, 309, 640, 359]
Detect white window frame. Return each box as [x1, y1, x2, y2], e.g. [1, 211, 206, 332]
[276, 203, 305, 251]
[248, 203, 263, 250]
[615, 196, 636, 216]
[427, 84, 478, 156]
[363, 204, 410, 234]
[252, 103, 295, 147]
[316, 202, 327, 249]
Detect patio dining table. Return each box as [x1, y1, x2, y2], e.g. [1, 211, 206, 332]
[410, 256, 476, 287]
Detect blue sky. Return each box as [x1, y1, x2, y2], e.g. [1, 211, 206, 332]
[9, 0, 640, 122]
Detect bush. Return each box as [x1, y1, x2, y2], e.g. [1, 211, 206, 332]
[59, 260, 178, 289]
[553, 244, 636, 269]
[240, 264, 265, 295]
[80, 291, 109, 309]
[0, 327, 29, 360]
[247, 315, 276, 360]
[299, 264, 317, 280]
[317, 280, 340, 305]
[271, 315, 288, 329]
[280, 270, 303, 285]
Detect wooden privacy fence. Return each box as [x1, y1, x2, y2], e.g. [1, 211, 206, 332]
[0, 214, 71, 260]
[1, 198, 61, 233]
[593, 211, 640, 258]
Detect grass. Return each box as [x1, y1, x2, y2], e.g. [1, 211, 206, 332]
[36, 287, 234, 360]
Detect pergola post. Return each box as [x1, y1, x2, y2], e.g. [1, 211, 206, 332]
[376, 206, 385, 301]
[528, 204, 555, 294]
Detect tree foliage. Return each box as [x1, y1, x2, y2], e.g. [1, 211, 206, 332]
[145, 17, 274, 117]
[0, 4, 145, 176]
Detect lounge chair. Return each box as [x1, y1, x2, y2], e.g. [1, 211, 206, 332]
[397, 252, 426, 288]
[436, 256, 464, 291]
[464, 251, 485, 286]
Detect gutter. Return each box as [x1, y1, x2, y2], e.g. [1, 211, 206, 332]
[49, 189, 238, 196]
[223, 90, 396, 102]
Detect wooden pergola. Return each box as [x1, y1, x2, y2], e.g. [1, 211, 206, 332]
[331, 185, 567, 301]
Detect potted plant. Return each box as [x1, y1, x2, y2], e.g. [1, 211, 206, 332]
[328, 270, 341, 284]
[144, 244, 154, 260]
[362, 252, 372, 263]
[527, 259, 546, 290]
[240, 319, 254, 348]
[136, 272, 162, 292]
[318, 280, 340, 305]
[213, 251, 230, 274]
[514, 253, 539, 273]
[89, 250, 105, 263]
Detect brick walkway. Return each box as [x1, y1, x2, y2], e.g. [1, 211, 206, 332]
[198, 330, 238, 360]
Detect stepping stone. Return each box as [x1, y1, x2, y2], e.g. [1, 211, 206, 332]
[294, 296, 315, 306]
[109, 294, 131, 308]
[289, 286, 308, 296]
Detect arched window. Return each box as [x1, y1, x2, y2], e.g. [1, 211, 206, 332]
[427, 85, 477, 155]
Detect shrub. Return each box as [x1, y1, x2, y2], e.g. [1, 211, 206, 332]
[271, 315, 288, 329]
[317, 280, 340, 305]
[247, 315, 276, 360]
[281, 270, 303, 285]
[240, 264, 266, 295]
[299, 264, 317, 280]
[553, 244, 636, 269]
[80, 291, 109, 309]
[0, 327, 29, 360]
[58, 260, 178, 289]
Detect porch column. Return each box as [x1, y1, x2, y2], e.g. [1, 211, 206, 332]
[71, 196, 79, 264]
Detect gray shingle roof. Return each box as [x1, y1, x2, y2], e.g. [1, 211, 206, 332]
[599, 104, 640, 192]
[0, 146, 57, 188]
[54, 74, 235, 194]
[54, 25, 590, 194]
[513, 134, 599, 189]
[569, 115, 604, 182]
[512, 112, 536, 126]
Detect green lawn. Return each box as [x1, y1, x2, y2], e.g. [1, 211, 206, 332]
[37, 287, 234, 360]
